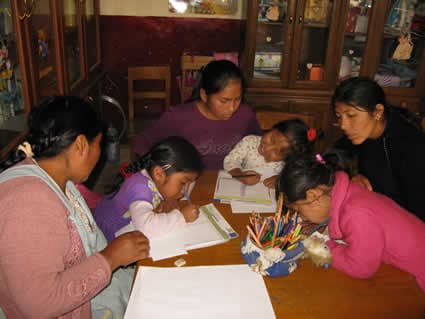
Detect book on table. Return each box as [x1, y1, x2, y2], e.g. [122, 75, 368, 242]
[213, 170, 277, 213]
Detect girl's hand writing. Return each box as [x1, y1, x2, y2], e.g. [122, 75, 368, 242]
[100, 231, 150, 271]
[263, 175, 278, 189]
[181, 204, 199, 223]
[156, 198, 180, 213]
[351, 174, 373, 191]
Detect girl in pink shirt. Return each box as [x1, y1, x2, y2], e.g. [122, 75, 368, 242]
[277, 151, 425, 292]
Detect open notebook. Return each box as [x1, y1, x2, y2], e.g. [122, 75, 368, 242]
[148, 203, 238, 261]
[213, 170, 274, 204]
[214, 170, 278, 213]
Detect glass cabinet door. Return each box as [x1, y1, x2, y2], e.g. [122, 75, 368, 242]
[29, 0, 59, 98]
[294, 0, 334, 82]
[84, 0, 99, 72]
[253, 0, 288, 81]
[338, 0, 374, 82]
[62, 0, 84, 88]
[375, 0, 424, 89]
[0, 0, 26, 127]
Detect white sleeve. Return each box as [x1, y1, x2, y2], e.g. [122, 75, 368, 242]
[129, 200, 186, 239]
[223, 136, 252, 171]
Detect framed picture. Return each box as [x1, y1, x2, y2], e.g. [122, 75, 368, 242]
[169, 0, 238, 16]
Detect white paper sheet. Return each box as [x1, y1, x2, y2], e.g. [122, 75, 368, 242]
[124, 265, 276, 319]
[115, 223, 187, 261]
[230, 199, 276, 213]
[184, 203, 238, 250]
[115, 204, 237, 261]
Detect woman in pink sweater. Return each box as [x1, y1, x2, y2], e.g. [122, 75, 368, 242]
[0, 96, 149, 318]
[277, 151, 425, 292]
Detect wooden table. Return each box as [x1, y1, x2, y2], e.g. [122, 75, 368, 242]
[138, 171, 425, 319]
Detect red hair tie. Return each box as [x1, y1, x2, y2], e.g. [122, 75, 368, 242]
[307, 128, 317, 142]
[120, 162, 132, 179]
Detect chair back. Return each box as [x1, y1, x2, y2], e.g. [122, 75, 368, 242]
[127, 65, 171, 121]
[256, 109, 315, 131]
[181, 55, 214, 103]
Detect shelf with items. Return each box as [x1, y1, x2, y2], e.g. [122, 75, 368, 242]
[0, 0, 102, 159]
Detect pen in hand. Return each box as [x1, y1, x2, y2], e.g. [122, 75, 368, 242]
[183, 187, 192, 205]
[232, 174, 259, 178]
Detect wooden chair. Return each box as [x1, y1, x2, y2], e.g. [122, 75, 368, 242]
[255, 109, 315, 131]
[180, 54, 214, 103]
[127, 65, 171, 121]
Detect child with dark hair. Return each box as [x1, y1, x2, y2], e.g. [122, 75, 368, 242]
[94, 136, 203, 243]
[277, 150, 425, 292]
[132, 59, 262, 169]
[224, 119, 318, 188]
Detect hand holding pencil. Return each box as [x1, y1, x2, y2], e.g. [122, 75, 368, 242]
[229, 168, 261, 185]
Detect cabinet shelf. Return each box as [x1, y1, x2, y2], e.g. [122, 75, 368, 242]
[257, 21, 284, 26]
[303, 22, 329, 28]
[0, 0, 102, 158]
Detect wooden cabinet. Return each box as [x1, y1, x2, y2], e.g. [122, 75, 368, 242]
[242, 0, 425, 142]
[0, 0, 102, 158]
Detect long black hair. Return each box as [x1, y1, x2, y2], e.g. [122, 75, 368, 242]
[187, 59, 245, 102]
[277, 150, 354, 203]
[0, 96, 104, 173]
[108, 136, 203, 195]
[332, 76, 422, 131]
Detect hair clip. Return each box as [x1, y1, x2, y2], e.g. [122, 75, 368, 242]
[17, 141, 34, 158]
[120, 162, 132, 179]
[315, 153, 326, 165]
[307, 128, 317, 142]
[161, 164, 172, 171]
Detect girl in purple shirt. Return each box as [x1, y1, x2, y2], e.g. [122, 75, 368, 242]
[133, 60, 262, 169]
[277, 151, 425, 292]
[95, 136, 203, 243]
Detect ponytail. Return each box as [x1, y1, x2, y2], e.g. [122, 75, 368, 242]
[0, 148, 27, 173]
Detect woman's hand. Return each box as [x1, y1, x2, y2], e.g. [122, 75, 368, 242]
[100, 231, 150, 271]
[156, 198, 180, 213]
[263, 175, 278, 189]
[351, 174, 373, 191]
[181, 204, 200, 223]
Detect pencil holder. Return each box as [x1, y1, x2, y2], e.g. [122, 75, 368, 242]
[241, 235, 304, 277]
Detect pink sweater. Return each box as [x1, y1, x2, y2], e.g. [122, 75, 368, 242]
[0, 177, 112, 318]
[327, 172, 425, 291]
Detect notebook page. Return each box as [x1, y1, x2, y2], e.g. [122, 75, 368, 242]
[214, 170, 273, 204]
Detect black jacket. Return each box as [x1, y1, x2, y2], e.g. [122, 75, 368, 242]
[335, 107, 425, 221]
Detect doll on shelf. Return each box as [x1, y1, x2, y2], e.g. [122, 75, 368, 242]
[38, 29, 49, 59]
[392, 33, 414, 60]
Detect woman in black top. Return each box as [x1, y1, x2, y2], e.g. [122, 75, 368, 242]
[332, 77, 425, 221]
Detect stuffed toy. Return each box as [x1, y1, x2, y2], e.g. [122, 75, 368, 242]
[392, 33, 414, 60]
[266, 5, 280, 22]
[303, 231, 332, 268]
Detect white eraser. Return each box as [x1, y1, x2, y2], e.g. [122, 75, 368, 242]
[174, 258, 186, 267]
